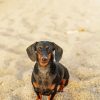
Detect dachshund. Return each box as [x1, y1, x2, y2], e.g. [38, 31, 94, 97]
[26, 41, 69, 100]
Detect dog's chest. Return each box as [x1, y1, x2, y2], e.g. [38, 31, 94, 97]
[34, 67, 54, 88]
[40, 69, 51, 85]
[38, 71, 50, 86]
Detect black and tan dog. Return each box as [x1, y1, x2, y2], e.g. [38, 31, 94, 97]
[26, 41, 69, 100]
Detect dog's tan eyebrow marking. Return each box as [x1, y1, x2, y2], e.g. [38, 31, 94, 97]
[45, 46, 49, 49]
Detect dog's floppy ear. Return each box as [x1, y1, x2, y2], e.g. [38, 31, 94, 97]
[52, 42, 63, 62]
[26, 42, 38, 61]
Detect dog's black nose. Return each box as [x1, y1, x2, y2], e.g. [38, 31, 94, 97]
[42, 57, 48, 61]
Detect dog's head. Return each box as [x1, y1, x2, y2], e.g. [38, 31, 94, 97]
[26, 41, 63, 66]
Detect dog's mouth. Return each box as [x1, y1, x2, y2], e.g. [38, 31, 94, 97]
[41, 60, 48, 64]
[39, 59, 49, 67]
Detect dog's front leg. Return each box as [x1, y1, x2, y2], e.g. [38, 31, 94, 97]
[47, 95, 51, 100]
[36, 93, 42, 100]
[47, 93, 56, 100]
[32, 82, 42, 100]
[47, 84, 56, 100]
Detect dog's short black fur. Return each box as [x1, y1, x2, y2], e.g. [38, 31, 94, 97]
[26, 41, 69, 100]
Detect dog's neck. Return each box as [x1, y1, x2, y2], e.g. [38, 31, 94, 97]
[38, 64, 50, 74]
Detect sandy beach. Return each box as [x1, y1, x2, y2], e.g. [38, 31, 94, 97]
[0, 0, 100, 100]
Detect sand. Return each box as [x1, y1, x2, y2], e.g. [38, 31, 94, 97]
[0, 0, 100, 100]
